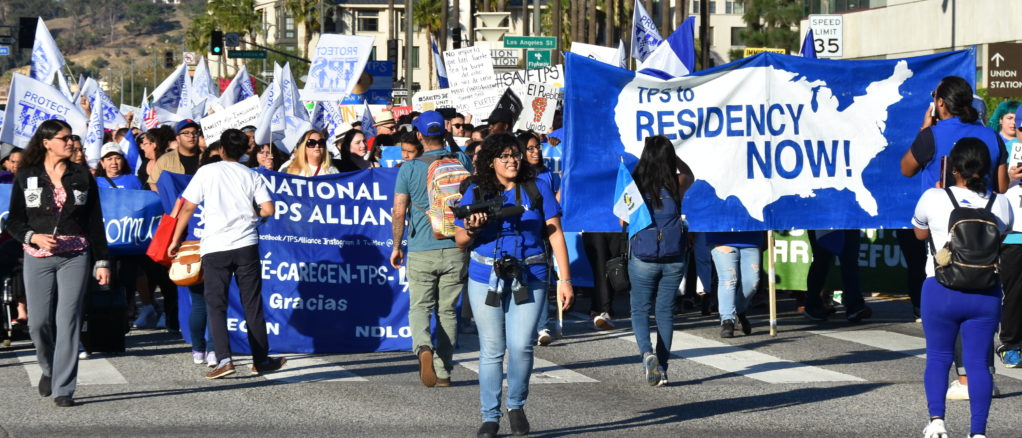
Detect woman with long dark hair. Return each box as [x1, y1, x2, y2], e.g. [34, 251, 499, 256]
[453, 133, 574, 438]
[913, 138, 1012, 438]
[626, 135, 693, 386]
[248, 143, 288, 171]
[334, 129, 376, 171]
[5, 119, 111, 407]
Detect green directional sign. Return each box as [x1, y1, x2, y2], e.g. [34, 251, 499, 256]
[526, 50, 551, 69]
[504, 36, 556, 50]
[0, 36, 14, 45]
[228, 50, 267, 59]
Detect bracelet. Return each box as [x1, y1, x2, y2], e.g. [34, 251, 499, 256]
[557, 279, 572, 284]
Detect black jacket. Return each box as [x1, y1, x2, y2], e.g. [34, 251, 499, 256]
[6, 161, 110, 266]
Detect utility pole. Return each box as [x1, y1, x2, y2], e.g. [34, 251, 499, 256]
[533, 0, 540, 36]
[553, 0, 561, 63]
[441, 0, 449, 48]
[699, 0, 709, 70]
[404, 0, 413, 103]
[130, 57, 135, 106]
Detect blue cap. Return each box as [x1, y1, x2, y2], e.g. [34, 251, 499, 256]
[1016, 105, 1022, 129]
[175, 119, 200, 134]
[412, 110, 446, 136]
[548, 128, 563, 141]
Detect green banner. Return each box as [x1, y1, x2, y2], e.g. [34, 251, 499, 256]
[769, 229, 908, 294]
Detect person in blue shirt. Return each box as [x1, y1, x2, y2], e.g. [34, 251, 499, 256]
[517, 130, 561, 346]
[94, 142, 143, 190]
[453, 133, 574, 438]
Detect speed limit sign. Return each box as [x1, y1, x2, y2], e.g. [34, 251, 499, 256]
[809, 14, 843, 58]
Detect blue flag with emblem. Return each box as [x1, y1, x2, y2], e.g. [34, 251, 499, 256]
[613, 160, 652, 238]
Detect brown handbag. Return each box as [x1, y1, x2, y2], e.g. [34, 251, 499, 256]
[169, 241, 203, 286]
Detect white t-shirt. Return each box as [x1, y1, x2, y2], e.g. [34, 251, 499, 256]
[912, 186, 1014, 277]
[278, 159, 339, 177]
[181, 161, 272, 256]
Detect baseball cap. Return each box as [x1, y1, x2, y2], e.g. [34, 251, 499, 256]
[486, 108, 517, 126]
[100, 142, 123, 159]
[412, 110, 446, 136]
[1016, 105, 1022, 129]
[175, 119, 201, 134]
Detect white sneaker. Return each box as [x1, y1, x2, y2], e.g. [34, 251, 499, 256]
[655, 371, 668, 387]
[206, 351, 217, 368]
[593, 313, 615, 331]
[922, 418, 947, 438]
[78, 350, 90, 360]
[132, 305, 158, 329]
[969, 435, 987, 438]
[946, 380, 969, 400]
[537, 329, 553, 346]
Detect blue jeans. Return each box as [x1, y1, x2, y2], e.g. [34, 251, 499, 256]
[711, 246, 760, 322]
[187, 285, 213, 353]
[468, 277, 545, 422]
[628, 256, 685, 373]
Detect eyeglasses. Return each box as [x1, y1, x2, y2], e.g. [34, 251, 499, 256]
[525, 145, 542, 152]
[497, 152, 523, 163]
[179, 130, 200, 137]
[305, 138, 327, 148]
[930, 90, 938, 99]
[51, 135, 72, 142]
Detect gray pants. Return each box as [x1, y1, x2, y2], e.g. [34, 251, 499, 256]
[407, 248, 466, 380]
[23, 250, 90, 398]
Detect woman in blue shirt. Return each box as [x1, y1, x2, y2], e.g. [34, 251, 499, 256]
[454, 133, 574, 438]
[94, 143, 143, 190]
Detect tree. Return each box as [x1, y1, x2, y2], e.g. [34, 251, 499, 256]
[739, 0, 802, 55]
[124, 1, 173, 36]
[284, 0, 321, 59]
[413, 0, 442, 89]
[185, 0, 260, 75]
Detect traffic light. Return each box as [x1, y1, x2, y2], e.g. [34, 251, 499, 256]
[387, 39, 398, 62]
[18, 17, 37, 49]
[210, 30, 224, 55]
[164, 51, 174, 69]
[452, 27, 462, 49]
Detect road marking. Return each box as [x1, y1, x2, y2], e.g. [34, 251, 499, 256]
[813, 329, 1022, 381]
[257, 354, 367, 383]
[15, 350, 128, 386]
[454, 336, 598, 384]
[622, 332, 864, 383]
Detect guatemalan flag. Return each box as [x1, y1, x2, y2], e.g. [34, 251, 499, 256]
[637, 16, 696, 79]
[612, 161, 652, 238]
[432, 38, 449, 89]
[360, 100, 377, 139]
[799, 29, 818, 59]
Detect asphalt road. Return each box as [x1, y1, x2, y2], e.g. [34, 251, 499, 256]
[0, 294, 1019, 438]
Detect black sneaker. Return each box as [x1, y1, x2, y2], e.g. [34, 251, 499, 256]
[38, 375, 52, 397]
[736, 313, 752, 335]
[53, 396, 74, 407]
[802, 307, 829, 322]
[847, 306, 873, 323]
[251, 357, 288, 374]
[477, 421, 499, 438]
[508, 408, 530, 436]
[720, 320, 735, 338]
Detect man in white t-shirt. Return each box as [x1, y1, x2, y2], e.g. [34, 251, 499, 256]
[169, 129, 287, 379]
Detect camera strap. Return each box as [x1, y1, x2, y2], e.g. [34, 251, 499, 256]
[490, 185, 524, 261]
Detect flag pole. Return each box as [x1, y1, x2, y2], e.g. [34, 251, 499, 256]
[768, 230, 778, 337]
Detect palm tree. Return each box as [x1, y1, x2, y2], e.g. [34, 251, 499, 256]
[413, 0, 443, 89]
[285, 0, 322, 59]
[185, 0, 260, 76]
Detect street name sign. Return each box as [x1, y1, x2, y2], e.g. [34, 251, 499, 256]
[504, 36, 556, 50]
[228, 50, 267, 59]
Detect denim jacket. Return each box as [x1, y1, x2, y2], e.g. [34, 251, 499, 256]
[6, 162, 110, 267]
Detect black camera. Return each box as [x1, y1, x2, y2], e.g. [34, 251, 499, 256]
[450, 197, 525, 221]
[493, 254, 520, 278]
[484, 255, 530, 307]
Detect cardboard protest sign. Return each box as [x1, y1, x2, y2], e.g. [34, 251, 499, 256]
[444, 46, 497, 88]
[200, 96, 261, 143]
[301, 34, 376, 101]
[412, 89, 455, 112]
[514, 82, 558, 133]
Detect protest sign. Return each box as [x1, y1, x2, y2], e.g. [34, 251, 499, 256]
[412, 89, 454, 112]
[200, 96, 261, 143]
[391, 106, 413, 120]
[444, 46, 497, 88]
[301, 34, 375, 101]
[0, 73, 88, 148]
[449, 83, 503, 123]
[770, 229, 907, 294]
[496, 65, 565, 98]
[342, 61, 394, 104]
[514, 83, 557, 133]
[561, 50, 976, 232]
[156, 169, 411, 353]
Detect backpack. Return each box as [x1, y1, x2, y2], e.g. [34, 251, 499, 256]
[416, 154, 471, 239]
[928, 188, 1003, 291]
[629, 188, 686, 262]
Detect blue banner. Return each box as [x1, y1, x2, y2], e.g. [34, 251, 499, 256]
[341, 61, 395, 105]
[0, 185, 162, 255]
[379, 146, 404, 168]
[562, 50, 976, 232]
[156, 169, 409, 354]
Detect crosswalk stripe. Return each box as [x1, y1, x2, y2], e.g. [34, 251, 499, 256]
[14, 350, 128, 386]
[257, 354, 368, 383]
[453, 336, 599, 384]
[813, 329, 1022, 381]
[629, 332, 865, 384]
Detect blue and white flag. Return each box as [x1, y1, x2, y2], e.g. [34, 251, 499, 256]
[254, 73, 285, 150]
[279, 62, 311, 150]
[631, 0, 662, 62]
[638, 16, 696, 79]
[56, 71, 74, 102]
[0, 73, 87, 148]
[800, 29, 817, 59]
[83, 86, 104, 167]
[612, 161, 652, 238]
[219, 65, 256, 107]
[30, 18, 65, 84]
[301, 34, 375, 101]
[432, 38, 449, 89]
[78, 77, 128, 129]
[360, 100, 377, 139]
[119, 126, 142, 173]
[310, 101, 349, 142]
[151, 63, 190, 125]
[561, 50, 976, 232]
[190, 57, 220, 108]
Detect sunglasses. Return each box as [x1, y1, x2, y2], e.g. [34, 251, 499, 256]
[306, 138, 327, 148]
[452, 123, 468, 129]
